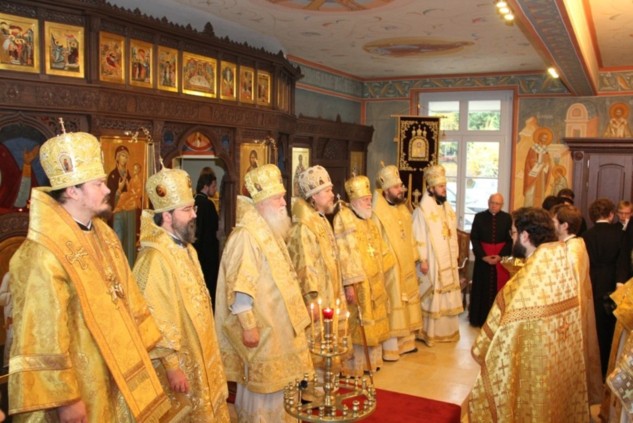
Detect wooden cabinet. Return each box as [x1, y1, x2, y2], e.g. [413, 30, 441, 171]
[290, 116, 374, 199]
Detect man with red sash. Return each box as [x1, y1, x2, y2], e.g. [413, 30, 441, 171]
[8, 129, 169, 422]
[468, 193, 512, 327]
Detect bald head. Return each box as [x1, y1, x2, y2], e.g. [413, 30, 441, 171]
[488, 193, 504, 215]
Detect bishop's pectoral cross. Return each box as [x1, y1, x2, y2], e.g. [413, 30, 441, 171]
[367, 244, 376, 258]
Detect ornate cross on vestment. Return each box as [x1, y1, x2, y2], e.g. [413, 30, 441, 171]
[65, 241, 89, 270]
[101, 237, 121, 259]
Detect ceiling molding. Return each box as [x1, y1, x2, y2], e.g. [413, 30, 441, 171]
[514, 0, 596, 95]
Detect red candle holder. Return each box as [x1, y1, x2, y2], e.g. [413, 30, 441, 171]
[322, 307, 334, 319]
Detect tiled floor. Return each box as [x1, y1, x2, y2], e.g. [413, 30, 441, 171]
[372, 312, 480, 422]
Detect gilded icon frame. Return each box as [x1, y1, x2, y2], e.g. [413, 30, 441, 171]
[99, 31, 125, 84]
[44, 21, 84, 78]
[239, 142, 269, 197]
[350, 151, 366, 176]
[220, 61, 237, 101]
[157, 45, 179, 92]
[291, 147, 310, 198]
[129, 39, 153, 88]
[182, 52, 217, 98]
[256, 70, 271, 106]
[0, 13, 39, 73]
[239, 66, 255, 103]
[101, 135, 150, 263]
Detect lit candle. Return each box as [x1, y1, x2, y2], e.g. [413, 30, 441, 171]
[310, 302, 315, 341]
[322, 307, 334, 320]
[333, 307, 340, 341]
[317, 298, 323, 342]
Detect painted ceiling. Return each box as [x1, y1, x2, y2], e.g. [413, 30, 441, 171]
[108, 0, 633, 95]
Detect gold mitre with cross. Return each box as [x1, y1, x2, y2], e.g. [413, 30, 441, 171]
[39, 131, 106, 191]
[245, 164, 285, 203]
[298, 165, 333, 199]
[345, 175, 371, 200]
[146, 168, 194, 213]
[424, 163, 447, 188]
[376, 162, 402, 190]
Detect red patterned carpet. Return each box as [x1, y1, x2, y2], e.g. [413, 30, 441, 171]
[363, 389, 462, 423]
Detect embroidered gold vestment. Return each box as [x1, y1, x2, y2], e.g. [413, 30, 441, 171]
[133, 212, 230, 422]
[216, 197, 313, 394]
[468, 242, 589, 422]
[565, 236, 603, 404]
[602, 277, 633, 421]
[288, 198, 344, 309]
[333, 204, 391, 346]
[9, 189, 169, 422]
[371, 191, 422, 337]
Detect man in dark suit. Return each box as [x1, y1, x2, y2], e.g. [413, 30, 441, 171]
[193, 168, 220, 310]
[468, 193, 512, 327]
[614, 200, 633, 280]
[582, 198, 630, 376]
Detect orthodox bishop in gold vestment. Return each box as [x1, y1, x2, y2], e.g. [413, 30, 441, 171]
[216, 164, 313, 423]
[334, 175, 392, 375]
[133, 168, 230, 422]
[9, 131, 169, 422]
[288, 165, 350, 351]
[469, 207, 589, 422]
[288, 165, 345, 309]
[372, 164, 422, 360]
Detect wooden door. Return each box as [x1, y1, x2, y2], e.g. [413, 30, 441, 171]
[566, 138, 633, 227]
[586, 154, 633, 209]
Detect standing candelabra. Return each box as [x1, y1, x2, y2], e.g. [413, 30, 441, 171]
[284, 306, 376, 422]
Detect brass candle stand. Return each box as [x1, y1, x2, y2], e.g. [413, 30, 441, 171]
[284, 313, 376, 422]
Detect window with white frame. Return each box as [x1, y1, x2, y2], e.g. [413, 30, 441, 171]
[419, 90, 513, 231]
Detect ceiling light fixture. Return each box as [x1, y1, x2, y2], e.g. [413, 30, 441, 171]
[495, 0, 515, 24]
[547, 67, 560, 78]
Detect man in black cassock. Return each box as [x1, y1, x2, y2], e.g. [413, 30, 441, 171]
[582, 197, 630, 376]
[193, 168, 220, 310]
[468, 193, 512, 327]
